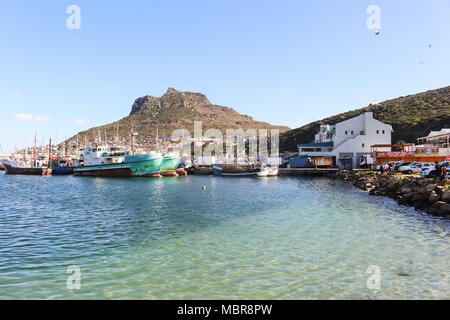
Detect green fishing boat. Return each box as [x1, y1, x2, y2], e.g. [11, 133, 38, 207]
[73, 147, 163, 177]
[160, 153, 180, 176]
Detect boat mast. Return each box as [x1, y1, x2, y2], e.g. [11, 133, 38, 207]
[34, 132, 37, 168]
[156, 126, 159, 152]
[49, 137, 52, 168]
[130, 123, 135, 155]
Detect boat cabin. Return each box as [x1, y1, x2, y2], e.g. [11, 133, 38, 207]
[82, 146, 131, 166]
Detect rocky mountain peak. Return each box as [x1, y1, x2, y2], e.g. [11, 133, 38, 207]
[71, 88, 289, 144]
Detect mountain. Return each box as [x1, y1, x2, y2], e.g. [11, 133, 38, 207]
[279, 86, 450, 152]
[68, 88, 289, 145]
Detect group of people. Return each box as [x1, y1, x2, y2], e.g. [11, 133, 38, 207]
[434, 162, 448, 181]
[380, 162, 393, 175]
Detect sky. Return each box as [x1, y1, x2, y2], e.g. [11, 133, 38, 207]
[1, 0, 449, 153]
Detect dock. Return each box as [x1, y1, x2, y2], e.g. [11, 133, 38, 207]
[278, 168, 339, 176]
[278, 168, 370, 176]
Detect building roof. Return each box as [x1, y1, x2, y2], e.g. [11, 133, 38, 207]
[421, 129, 450, 139]
[297, 141, 334, 148]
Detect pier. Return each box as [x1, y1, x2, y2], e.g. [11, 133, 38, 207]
[278, 168, 370, 176]
[278, 168, 339, 176]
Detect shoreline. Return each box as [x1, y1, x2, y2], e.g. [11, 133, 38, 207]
[336, 170, 450, 218]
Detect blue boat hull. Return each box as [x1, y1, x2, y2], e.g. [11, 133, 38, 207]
[52, 167, 74, 175]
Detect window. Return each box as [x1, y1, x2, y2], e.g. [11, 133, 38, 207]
[362, 143, 365, 148]
[376, 130, 379, 134]
[345, 131, 348, 135]
[351, 131, 354, 134]
[360, 131, 364, 135]
[382, 130, 385, 134]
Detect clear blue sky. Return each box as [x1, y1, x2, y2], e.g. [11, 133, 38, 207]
[1, 0, 449, 153]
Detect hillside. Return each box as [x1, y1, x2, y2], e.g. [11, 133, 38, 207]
[280, 86, 450, 152]
[68, 88, 289, 145]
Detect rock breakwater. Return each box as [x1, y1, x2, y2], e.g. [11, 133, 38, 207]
[336, 171, 450, 218]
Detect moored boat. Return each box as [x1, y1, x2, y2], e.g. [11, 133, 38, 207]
[187, 166, 213, 175]
[52, 167, 73, 175]
[50, 157, 74, 175]
[212, 164, 272, 177]
[1, 160, 44, 175]
[73, 146, 163, 177]
[160, 153, 181, 176]
[257, 166, 279, 177]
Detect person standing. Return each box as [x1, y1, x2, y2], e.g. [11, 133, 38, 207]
[435, 162, 441, 179]
[441, 165, 447, 181]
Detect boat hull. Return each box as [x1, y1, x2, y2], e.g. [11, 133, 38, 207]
[73, 154, 163, 177]
[188, 166, 213, 175]
[2, 163, 44, 175]
[52, 167, 74, 175]
[160, 155, 180, 176]
[213, 164, 274, 177]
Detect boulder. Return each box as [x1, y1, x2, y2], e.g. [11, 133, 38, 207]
[430, 201, 447, 208]
[425, 184, 436, 191]
[428, 191, 440, 203]
[411, 193, 426, 203]
[441, 190, 450, 201]
[435, 186, 445, 195]
[399, 185, 413, 193]
[427, 206, 441, 215]
[439, 204, 450, 215]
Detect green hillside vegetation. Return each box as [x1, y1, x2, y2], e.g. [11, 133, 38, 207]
[280, 86, 450, 152]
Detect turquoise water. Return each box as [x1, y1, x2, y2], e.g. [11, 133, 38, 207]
[0, 172, 448, 299]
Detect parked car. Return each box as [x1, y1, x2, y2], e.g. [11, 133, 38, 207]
[421, 161, 450, 178]
[398, 162, 433, 174]
[394, 161, 412, 171]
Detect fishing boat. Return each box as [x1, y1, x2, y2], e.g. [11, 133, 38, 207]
[50, 157, 74, 175]
[1, 133, 48, 175]
[1, 160, 44, 175]
[73, 146, 163, 177]
[160, 153, 181, 176]
[188, 166, 213, 175]
[212, 164, 271, 177]
[259, 166, 279, 177]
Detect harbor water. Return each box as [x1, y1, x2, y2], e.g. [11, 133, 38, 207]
[0, 172, 448, 299]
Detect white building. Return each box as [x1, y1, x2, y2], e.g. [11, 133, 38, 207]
[417, 129, 450, 156]
[298, 112, 392, 168]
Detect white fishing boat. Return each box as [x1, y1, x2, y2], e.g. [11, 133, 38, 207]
[213, 164, 276, 177]
[257, 166, 278, 177]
